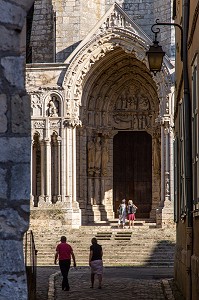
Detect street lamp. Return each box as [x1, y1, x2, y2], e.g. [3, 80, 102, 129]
[146, 27, 165, 73]
[146, 19, 183, 73]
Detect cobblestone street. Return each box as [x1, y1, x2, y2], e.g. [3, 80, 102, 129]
[55, 268, 167, 300]
[34, 266, 184, 300]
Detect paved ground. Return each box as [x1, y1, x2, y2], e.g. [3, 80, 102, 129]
[36, 266, 185, 300]
[36, 267, 58, 300]
[54, 266, 174, 300]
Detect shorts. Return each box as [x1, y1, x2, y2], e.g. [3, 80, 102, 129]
[90, 260, 103, 275]
[128, 213, 135, 221]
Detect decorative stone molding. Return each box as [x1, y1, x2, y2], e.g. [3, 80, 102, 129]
[63, 118, 82, 128]
[32, 120, 46, 129]
[49, 120, 61, 129]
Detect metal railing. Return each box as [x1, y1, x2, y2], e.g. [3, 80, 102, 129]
[24, 230, 38, 300]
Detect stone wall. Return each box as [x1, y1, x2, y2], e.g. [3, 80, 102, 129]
[31, 0, 54, 63]
[153, 0, 175, 58]
[0, 0, 33, 299]
[30, 0, 174, 63]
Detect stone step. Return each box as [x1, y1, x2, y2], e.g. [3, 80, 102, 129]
[36, 261, 174, 267]
[36, 252, 175, 259]
[28, 221, 176, 267]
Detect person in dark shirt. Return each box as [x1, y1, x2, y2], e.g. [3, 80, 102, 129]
[89, 237, 103, 289]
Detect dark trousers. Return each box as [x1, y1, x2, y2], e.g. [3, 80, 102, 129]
[59, 259, 71, 290]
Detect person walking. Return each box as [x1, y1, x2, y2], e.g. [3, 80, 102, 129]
[127, 199, 138, 228]
[117, 199, 127, 228]
[54, 236, 76, 291]
[89, 237, 103, 289]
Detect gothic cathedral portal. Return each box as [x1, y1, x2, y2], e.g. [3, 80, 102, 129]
[27, 2, 174, 228]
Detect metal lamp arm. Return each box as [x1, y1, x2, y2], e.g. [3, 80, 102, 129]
[151, 18, 183, 61]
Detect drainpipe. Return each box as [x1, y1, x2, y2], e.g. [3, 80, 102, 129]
[182, 1, 193, 299]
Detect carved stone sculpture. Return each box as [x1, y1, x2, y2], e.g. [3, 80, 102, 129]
[48, 97, 58, 117]
[153, 137, 161, 174]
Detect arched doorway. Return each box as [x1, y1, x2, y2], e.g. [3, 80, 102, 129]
[113, 131, 152, 218]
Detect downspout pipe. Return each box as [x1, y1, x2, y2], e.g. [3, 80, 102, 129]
[182, 1, 193, 299]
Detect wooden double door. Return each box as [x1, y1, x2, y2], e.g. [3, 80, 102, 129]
[113, 131, 152, 218]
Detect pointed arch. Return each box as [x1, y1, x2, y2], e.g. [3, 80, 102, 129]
[62, 26, 174, 122]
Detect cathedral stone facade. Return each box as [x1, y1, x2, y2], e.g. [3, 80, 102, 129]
[27, 0, 175, 228]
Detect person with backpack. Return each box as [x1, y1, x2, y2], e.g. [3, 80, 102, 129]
[127, 199, 138, 228]
[117, 199, 127, 228]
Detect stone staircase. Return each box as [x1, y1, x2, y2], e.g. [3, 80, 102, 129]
[29, 219, 176, 267]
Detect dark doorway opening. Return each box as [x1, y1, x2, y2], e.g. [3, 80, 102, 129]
[113, 131, 152, 218]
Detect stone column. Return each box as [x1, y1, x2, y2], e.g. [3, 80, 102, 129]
[61, 127, 67, 201]
[88, 178, 94, 205]
[0, 0, 35, 299]
[45, 139, 51, 203]
[161, 126, 165, 204]
[57, 138, 61, 199]
[66, 126, 70, 199]
[169, 127, 174, 201]
[40, 140, 45, 199]
[165, 125, 170, 201]
[53, 139, 58, 200]
[64, 120, 81, 227]
[94, 178, 100, 205]
[31, 139, 36, 203]
[101, 179, 105, 205]
[72, 126, 76, 203]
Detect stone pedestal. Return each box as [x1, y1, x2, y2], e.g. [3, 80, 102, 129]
[30, 202, 81, 230]
[156, 200, 175, 228]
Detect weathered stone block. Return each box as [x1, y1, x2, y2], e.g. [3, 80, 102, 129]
[0, 138, 30, 163]
[0, 1, 26, 30]
[1, 56, 25, 90]
[0, 208, 29, 239]
[0, 27, 19, 52]
[0, 94, 7, 133]
[0, 168, 7, 198]
[11, 94, 31, 133]
[11, 164, 31, 200]
[0, 240, 27, 300]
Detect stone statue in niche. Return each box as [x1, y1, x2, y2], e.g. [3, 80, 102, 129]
[153, 136, 161, 174]
[48, 96, 58, 117]
[87, 137, 95, 175]
[101, 138, 109, 176]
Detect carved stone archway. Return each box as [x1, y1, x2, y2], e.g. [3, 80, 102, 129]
[74, 48, 161, 222]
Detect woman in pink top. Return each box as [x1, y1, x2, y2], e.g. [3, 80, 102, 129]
[54, 236, 76, 291]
